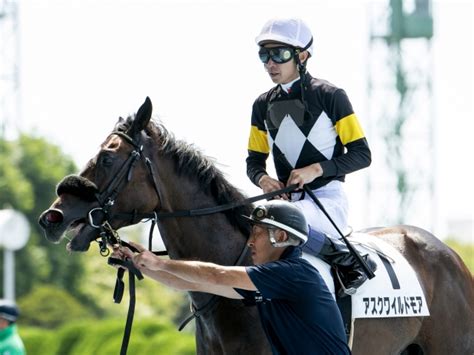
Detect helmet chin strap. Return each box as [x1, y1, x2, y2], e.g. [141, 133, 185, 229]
[294, 51, 313, 120]
[293, 36, 313, 120]
[268, 228, 300, 248]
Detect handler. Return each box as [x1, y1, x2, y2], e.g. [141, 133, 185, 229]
[114, 200, 350, 355]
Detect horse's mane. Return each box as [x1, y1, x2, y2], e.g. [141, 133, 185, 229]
[117, 117, 252, 237]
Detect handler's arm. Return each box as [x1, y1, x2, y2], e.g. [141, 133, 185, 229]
[124, 242, 254, 299]
[140, 268, 243, 299]
[160, 259, 257, 292]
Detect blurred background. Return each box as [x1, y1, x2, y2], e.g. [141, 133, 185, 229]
[0, 0, 472, 354]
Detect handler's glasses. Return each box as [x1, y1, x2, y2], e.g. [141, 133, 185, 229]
[258, 47, 296, 64]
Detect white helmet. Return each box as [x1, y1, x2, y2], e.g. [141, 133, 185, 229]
[255, 18, 314, 56]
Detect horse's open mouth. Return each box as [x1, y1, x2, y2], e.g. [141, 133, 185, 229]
[67, 219, 87, 237]
[65, 218, 98, 252]
[39, 207, 102, 252]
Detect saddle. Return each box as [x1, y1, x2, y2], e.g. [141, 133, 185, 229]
[302, 233, 430, 345]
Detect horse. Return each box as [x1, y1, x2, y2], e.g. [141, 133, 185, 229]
[39, 98, 474, 355]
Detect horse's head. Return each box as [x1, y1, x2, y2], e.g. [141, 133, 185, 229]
[38, 97, 161, 252]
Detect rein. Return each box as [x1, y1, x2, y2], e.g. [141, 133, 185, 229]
[89, 130, 298, 355]
[116, 183, 298, 221]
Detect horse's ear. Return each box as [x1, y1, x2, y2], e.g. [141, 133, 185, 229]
[128, 97, 152, 136]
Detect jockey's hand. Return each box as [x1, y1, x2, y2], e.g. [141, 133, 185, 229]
[127, 241, 164, 271]
[258, 175, 289, 200]
[287, 163, 323, 189]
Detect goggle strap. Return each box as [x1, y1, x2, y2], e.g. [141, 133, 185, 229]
[302, 37, 313, 51]
[294, 37, 313, 56]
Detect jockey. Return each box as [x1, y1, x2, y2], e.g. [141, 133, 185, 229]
[116, 200, 351, 354]
[246, 17, 375, 297]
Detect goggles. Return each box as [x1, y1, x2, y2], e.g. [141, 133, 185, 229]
[258, 46, 296, 64]
[251, 205, 268, 221]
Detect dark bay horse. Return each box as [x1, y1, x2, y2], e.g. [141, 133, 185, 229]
[39, 98, 474, 354]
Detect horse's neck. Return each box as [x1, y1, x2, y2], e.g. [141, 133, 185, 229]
[157, 170, 247, 266]
[151, 152, 270, 354]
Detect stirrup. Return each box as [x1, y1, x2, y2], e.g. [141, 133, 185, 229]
[334, 269, 357, 297]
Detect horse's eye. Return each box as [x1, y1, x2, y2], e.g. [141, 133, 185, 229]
[99, 154, 114, 167]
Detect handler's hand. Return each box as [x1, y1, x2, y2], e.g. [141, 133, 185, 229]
[287, 163, 323, 189]
[258, 175, 289, 200]
[128, 241, 164, 271]
[110, 244, 134, 270]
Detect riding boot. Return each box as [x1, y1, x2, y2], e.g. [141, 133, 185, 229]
[318, 235, 377, 298]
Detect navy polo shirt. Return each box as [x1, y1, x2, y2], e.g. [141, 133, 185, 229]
[235, 247, 350, 355]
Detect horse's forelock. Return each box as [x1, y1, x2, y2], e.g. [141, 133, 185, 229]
[113, 115, 132, 134]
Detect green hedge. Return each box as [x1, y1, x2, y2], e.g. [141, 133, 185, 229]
[20, 318, 195, 355]
[18, 326, 60, 355]
[17, 285, 93, 329]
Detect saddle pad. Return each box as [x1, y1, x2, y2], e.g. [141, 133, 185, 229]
[303, 232, 430, 319]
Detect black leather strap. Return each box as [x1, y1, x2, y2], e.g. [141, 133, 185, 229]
[119, 267, 136, 355]
[178, 296, 221, 331]
[108, 257, 144, 281]
[108, 257, 144, 355]
[114, 184, 299, 221]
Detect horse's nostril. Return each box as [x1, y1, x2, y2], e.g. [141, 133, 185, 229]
[44, 210, 63, 224]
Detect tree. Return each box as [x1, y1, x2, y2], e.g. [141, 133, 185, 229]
[1, 133, 190, 330]
[0, 133, 82, 297]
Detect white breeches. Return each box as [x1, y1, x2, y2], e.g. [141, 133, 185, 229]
[291, 180, 349, 240]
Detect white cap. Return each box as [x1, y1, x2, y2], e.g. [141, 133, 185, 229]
[255, 18, 314, 56]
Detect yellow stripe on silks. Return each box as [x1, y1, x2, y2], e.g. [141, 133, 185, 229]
[335, 113, 365, 145]
[248, 125, 270, 153]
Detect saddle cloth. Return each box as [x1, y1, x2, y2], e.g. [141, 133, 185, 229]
[302, 232, 430, 319]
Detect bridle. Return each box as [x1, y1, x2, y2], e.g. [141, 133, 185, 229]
[86, 129, 298, 355]
[84, 129, 171, 355]
[85, 130, 162, 255]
